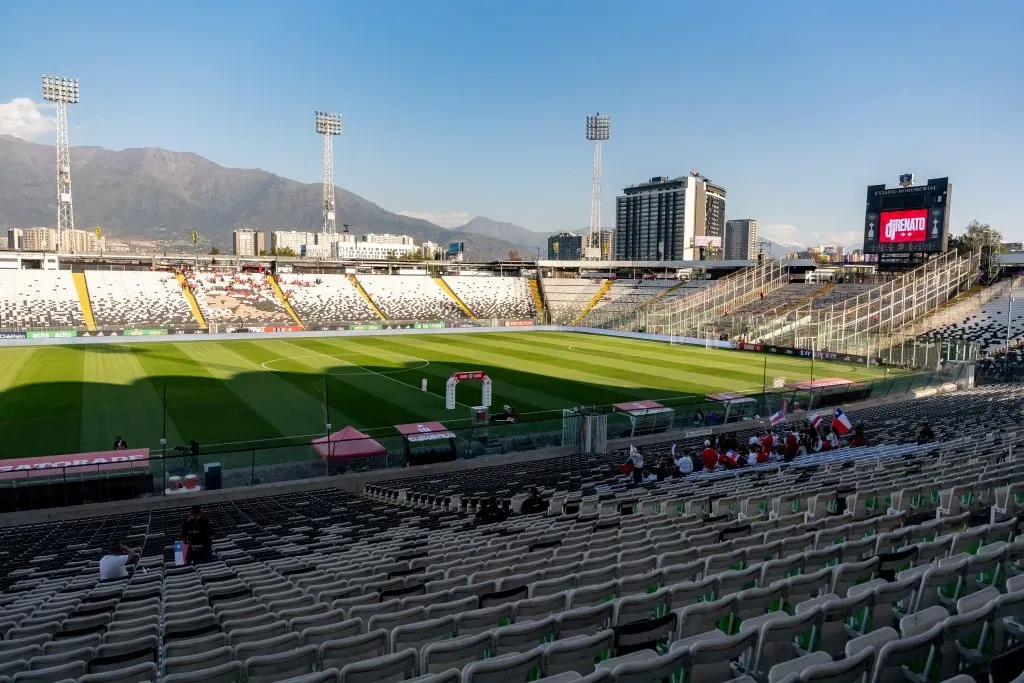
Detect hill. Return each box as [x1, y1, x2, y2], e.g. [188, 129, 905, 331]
[453, 216, 551, 252]
[0, 135, 530, 260]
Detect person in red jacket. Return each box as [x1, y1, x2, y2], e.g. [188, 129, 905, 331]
[784, 430, 799, 461]
[850, 426, 866, 447]
[700, 440, 719, 471]
[760, 430, 775, 454]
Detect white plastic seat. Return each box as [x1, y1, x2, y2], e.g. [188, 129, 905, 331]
[162, 645, 234, 677]
[541, 630, 614, 677]
[491, 617, 556, 656]
[244, 644, 318, 683]
[420, 632, 491, 676]
[461, 648, 543, 683]
[162, 661, 243, 683]
[319, 630, 389, 672]
[78, 662, 158, 683]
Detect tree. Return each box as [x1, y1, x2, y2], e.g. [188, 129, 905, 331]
[949, 220, 1004, 255]
[258, 247, 297, 257]
[208, 247, 222, 255]
[506, 249, 522, 261]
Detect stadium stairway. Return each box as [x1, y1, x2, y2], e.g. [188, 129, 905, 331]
[529, 278, 545, 321]
[266, 274, 306, 329]
[71, 272, 96, 331]
[176, 273, 208, 328]
[433, 276, 478, 319]
[572, 279, 612, 325]
[348, 274, 387, 320]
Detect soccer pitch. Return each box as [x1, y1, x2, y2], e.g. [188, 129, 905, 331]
[0, 331, 893, 460]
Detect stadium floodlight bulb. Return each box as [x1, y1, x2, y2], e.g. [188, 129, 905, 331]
[586, 113, 610, 141]
[41, 75, 79, 104]
[315, 111, 342, 136]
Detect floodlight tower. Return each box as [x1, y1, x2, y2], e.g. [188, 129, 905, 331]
[585, 113, 610, 259]
[42, 75, 79, 253]
[315, 111, 343, 239]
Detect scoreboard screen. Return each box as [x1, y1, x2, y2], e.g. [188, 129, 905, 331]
[863, 177, 950, 254]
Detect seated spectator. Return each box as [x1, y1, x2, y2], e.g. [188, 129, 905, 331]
[850, 426, 866, 447]
[784, 430, 799, 460]
[917, 422, 935, 444]
[745, 445, 759, 467]
[520, 487, 548, 515]
[476, 497, 507, 524]
[111, 436, 128, 450]
[721, 448, 740, 469]
[676, 451, 694, 476]
[700, 440, 719, 471]
[760, 429, 775, 453]
[825, 428, 840, 450]
[693, 410, 705, 426]
[99, 541, 137, 582]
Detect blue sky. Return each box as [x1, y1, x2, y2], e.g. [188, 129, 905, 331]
[1, 0, 1021, 244]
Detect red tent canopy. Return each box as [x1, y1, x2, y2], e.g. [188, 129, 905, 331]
[312, 426, 386, 462]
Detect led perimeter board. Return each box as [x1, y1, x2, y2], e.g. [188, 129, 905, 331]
[863, 177, 951, 255]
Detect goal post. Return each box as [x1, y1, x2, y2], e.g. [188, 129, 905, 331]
[445, 371, 492, 410]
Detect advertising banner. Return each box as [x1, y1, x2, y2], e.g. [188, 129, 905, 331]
[413, 321, 445, 329]
[0, 448, 149, 481]
[349, 323, 382, 331]
[0, 331, 28, 340]
[879, 209, 928, 244]
[504, 320, 535, 327]
[26, 330, 78, 339]
[736, 341, 764, 352]
[125, 328, 169, 336]
[445, 321, 480, 329]
[263, 326, 304, 333]
[167, 328, 207, 335]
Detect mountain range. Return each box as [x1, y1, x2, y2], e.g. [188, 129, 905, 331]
[0, 135, 547, 260]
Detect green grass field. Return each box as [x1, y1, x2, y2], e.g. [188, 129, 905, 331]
[0, 331, 895, 461]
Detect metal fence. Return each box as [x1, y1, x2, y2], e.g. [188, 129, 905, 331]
[0, 364, 966, 513]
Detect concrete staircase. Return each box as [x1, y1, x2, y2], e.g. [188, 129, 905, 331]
[348, 275, 387, 320]
[433, 277, 477, 319]
[267, 274, 306, 329]
[176, 273, 208, 329]
[71, 272, 96, 332]
[573, 279, 613, 326]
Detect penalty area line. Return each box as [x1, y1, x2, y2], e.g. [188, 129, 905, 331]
[276, 339, 472, 408]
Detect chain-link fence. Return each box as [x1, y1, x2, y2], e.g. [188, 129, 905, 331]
[0, 364, 968, 513]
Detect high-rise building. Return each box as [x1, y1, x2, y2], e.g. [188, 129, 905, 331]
[7, 228, 24, 250]
[22, 227, 59, 252]
[586, 229, 614, 260]
[724, 219, 759, 260]
[271, 230, 318, 254]
[615, 173, 727, 261]
[547, 232, 583, 260]
[233, 228, 266, 256]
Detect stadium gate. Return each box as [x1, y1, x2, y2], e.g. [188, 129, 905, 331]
[445, 371, 492, 410]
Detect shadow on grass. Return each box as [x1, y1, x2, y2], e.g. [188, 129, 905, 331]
[0, 354, 926, 465]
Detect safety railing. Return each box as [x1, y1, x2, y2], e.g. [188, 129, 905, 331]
[0, 365, 963, 513]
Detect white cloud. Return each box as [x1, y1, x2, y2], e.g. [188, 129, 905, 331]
[399, 210, 471, 229]
[0, 98, 57, 140]
[760, 223, 861, 249]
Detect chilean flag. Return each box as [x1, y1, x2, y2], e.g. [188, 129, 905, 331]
[832, 408, 853, 435]
[770, 410, 786, 426]
[811, 414, 825, 429]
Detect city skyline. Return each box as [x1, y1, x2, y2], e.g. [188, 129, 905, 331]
[0, 0, 1021, 244]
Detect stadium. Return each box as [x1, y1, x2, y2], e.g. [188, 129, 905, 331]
[1, 67, 1023, 683]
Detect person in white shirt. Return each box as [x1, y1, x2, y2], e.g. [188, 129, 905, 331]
[99, 542, 137, 582]
[675, 451, 694, 475]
